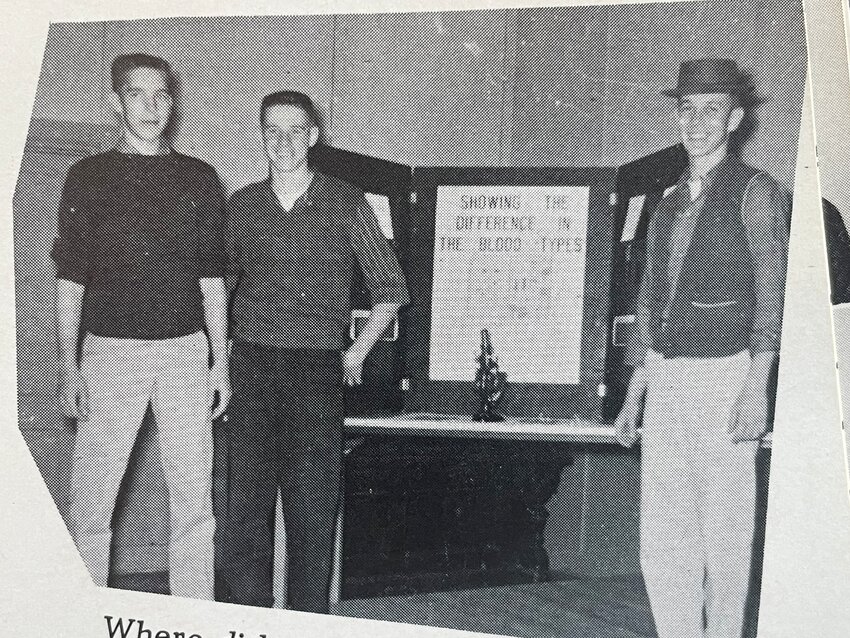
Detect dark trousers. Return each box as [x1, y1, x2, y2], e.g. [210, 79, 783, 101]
[216, 342, 344, 613]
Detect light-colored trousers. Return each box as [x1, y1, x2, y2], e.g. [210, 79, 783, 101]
[70, 331, 215, 600]
[640, 349, 759, 638]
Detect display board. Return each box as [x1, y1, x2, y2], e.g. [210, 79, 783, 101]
[407, 167, 617, 421]
[604, 144, 688, 417]
[428, 184, 590, 384]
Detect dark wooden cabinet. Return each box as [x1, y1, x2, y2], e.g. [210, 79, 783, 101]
[341, 436, 571, 598]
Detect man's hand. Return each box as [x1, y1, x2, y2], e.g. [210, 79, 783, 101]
[614, 396, 642, 448]
[728, 352, 775, 443]
[209, 362, 231, 420]
[615, 362, 649, 448]
[343, 302, 401, 387]
[59, 367, 89, 421]
[56, 278, 86, 420]
[199, 277, 229, 419]
[728, 382, 769, 443]
[343, 348, 367, 386]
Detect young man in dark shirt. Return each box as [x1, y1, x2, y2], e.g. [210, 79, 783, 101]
[217, 91, 409, 612]
[52, 53, 229, 599]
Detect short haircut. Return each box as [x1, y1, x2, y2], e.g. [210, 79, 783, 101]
[261, 91, 321, 128]
[111, 53, 176, 94]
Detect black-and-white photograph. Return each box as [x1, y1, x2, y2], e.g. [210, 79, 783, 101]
[11, 2, 808, 637]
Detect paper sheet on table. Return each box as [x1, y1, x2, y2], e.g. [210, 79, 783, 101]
[428, 184, 590, 384]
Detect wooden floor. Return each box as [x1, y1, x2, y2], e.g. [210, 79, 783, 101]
[333, 575, 657, 638]
[113, 572, 656, 637]
[113, 570, 768, 638]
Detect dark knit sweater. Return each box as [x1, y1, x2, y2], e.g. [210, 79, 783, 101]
[52, 149, 226, 339]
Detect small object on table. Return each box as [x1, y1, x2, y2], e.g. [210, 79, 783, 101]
[472, 328, 508, 422]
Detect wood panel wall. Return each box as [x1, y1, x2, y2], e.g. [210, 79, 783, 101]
[30, 1, 805, 190]
[507, 1, 806, 185]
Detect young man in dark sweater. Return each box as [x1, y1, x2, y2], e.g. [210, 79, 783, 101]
[52, 53, 229, 599]
[217, 91, 409, 612]
[615, 59, 788, 638]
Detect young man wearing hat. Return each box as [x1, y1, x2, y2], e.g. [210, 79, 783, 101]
[217, 91, 409, 613]
[615, 59, 788, 638]
[53, 53, 229, 599]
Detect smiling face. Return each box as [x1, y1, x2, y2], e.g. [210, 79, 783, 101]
[261, 103, 319, 175]
[110, 66, 173, 151]
[677, 92, 744, 165]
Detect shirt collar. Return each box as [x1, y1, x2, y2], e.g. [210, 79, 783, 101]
[263, 170, 326, 210]
[676, 154, 730, 202]
[681, 154, 729, 186]
[114, 142, 173, 157]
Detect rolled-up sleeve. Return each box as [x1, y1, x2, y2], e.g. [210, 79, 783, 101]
[742, 172, 790, 354]
[224, 193, 245, 297]
[51, 163, 91, 286]
[196, 168, 227, 279]
[349, 196, 410, 308]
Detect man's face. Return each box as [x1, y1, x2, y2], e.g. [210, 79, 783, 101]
[677, 92, 744, 161]
[110, 66, 173, 145]
[262, 104, 319, 174]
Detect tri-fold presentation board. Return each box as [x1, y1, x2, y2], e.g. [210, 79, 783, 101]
[312, 143, 689, 421]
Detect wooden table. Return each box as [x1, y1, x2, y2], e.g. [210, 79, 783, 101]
[344, 412, 773, 447]
[324, 413, 772, 603]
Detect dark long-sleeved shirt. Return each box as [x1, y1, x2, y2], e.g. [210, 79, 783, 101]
[51, 149, 227, 339]
[632, 160, 789, 363]
[226, 172, 409, 349]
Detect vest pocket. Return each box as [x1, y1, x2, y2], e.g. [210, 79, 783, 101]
[681, 299, 750, 356]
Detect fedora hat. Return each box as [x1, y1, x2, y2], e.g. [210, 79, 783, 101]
[663, 58, 753, 98]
